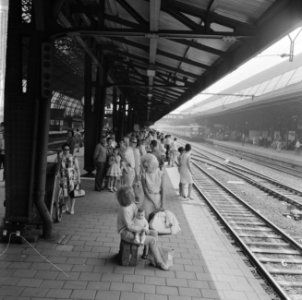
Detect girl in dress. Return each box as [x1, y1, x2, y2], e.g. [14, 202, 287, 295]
[106, 147, 122, 192]
[57, 143, 81, 214]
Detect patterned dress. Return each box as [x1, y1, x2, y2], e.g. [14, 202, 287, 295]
[58, 154, 80, 197]
[107, 155, 122, 177]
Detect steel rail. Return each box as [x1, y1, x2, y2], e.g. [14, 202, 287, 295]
[192, 160, 302, 300]
[191, 153, 302, 210]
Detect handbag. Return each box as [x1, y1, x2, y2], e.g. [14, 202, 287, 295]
[74, 184, 85, 198]
[149, 210, 181, 235]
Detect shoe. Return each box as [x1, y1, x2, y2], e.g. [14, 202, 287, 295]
[158, 262, 169, 271]
[109, 188, 114, 192]
[141, 254, 148, 259]
[70, 210, 74, 215]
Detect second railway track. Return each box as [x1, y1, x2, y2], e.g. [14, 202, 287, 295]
[192, 160, 302, 300]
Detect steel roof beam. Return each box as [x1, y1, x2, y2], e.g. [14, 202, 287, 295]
[147, 0, 161, 101]
[107, 36, 209, 69]
[53, 29, 251, 39]
[107, 47, 200, 79]
[104, 14, 143, 30]
[169, 0, 302, 112]
[167, 0, 256, 35]
[130, 61, 199, 80]
[170, 38, 224, 56]
[161, 6, 204, 31]
[115, 0, 148, 29]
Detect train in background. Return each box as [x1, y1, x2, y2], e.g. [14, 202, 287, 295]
[160, 124, 209, 141]
[48, 109, 83, 151]
[49, 109, 83, 131]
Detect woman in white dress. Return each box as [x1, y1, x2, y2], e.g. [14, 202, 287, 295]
[141, 153, 165, 220]
[179, 144, 193, 200]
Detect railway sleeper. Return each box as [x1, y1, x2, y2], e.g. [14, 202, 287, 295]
[268, 268, 302, 275]
[278, 281, 302, 287]
[258, 257, 302, 264]
[244, 241, 289, 247]
[251, 248, 300, 255]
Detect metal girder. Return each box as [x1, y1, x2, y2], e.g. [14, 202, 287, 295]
[104, 46, 200, 79]
[50, 0, 302, 125]
[115, 0, 148, 28]
[104, 14, 143, 29]
[108, 35, 209, 72]
[52, 28, 252, 39]
[161, 5, 204, 31]
[168, 0, 302, 112]
[165, 0, 256, 35]
[130, 60, 199, 80]
[170, 38, 224, 56]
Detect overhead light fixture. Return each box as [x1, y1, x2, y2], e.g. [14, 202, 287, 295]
[147, 69, 156, 77]
[147, 93, 152, 99]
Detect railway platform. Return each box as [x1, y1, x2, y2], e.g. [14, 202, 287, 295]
[207, 139, 302, 167]
[0, 149, 271, 300]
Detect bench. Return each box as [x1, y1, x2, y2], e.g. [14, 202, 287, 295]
[118, 239, 141, 266]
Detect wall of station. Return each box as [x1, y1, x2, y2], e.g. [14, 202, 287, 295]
[196, 100, 302, 149]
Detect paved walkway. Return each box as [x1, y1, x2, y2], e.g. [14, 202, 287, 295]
[0, 150, 271, 300]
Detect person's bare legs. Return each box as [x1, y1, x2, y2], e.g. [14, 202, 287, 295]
[69, 198, 75, 214]
[144, 235, 169, 270]
[187, 183, 193, 200]
[142, 229, 157, 258]
[179, 182, 185, 198]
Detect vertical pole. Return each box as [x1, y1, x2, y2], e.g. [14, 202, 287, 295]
[33, 41, 53, 238]
[94, 54, 107, 142]
[120, 94, 126, 137]
[83, 53, 95, 174]
[3, 0, 52, 238]
[112, 87, 117, 136]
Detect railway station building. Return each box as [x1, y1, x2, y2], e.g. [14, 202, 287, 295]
[1, 1, 302, 299]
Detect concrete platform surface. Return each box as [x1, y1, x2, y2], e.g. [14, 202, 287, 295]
[0, 149, 272, 300]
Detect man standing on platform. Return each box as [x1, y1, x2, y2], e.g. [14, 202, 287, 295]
[93, 137, 107, 191]
[0, 122, 4, 181]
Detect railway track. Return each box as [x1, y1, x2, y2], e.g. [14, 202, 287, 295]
[191, 153, 302, 212]
[176, 136, 302, 179]
[192, 161, 302, 300]
[205, 142, 302, 179]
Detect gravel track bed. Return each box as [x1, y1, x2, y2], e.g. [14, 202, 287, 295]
[194, 143, 302, 242]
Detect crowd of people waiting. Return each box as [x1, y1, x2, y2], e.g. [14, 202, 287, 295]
[56, 127, 193, 271]
[93, 129, 193, 271]
[92, 130, 192, 199]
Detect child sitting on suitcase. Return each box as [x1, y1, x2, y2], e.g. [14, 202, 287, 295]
[133, 208, 149, 244]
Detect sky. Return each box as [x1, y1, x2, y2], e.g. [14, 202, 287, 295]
[173, 26, 302, 114]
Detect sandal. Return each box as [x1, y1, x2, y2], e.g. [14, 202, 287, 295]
[157, 262, 169, 271]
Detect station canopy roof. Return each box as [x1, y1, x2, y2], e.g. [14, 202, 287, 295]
[49, 0, 302, 124]
[183, 52, 302, 116]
